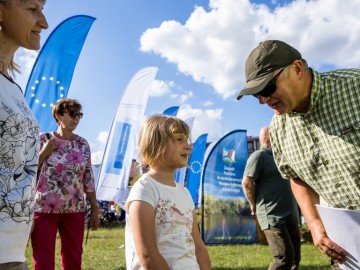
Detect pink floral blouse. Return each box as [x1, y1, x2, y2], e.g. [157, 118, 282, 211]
[34, 132, 95, 213]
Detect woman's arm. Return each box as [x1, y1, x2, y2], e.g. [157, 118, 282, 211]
[85, 191, 100, 230]
[128, 200, 170, 270]
[191, 211, 212, 270]
[38, 138, 57, 169]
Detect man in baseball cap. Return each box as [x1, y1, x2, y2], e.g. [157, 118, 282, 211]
[237, 40, 360, 267]
[237, 40, 302, 100]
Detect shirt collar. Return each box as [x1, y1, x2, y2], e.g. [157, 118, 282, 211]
[289, 68, 320, 117]
[260, 146, 272, 154]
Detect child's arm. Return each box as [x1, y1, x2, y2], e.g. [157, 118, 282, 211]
[191, 211, 212, 269]
[128, 200, 171, 270]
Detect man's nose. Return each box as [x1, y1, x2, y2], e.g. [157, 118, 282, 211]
[258, 96, 271, 104]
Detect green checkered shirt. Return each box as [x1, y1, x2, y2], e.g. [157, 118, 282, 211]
[270, 68, 360, 210]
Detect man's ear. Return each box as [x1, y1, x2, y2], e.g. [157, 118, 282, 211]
[292, 59, 305, 79]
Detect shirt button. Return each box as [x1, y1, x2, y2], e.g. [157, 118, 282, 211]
[314, 138, 319, 143]
[324, 160, 329, 165]
[335, 182, 341, 188]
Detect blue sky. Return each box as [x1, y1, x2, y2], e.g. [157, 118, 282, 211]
[15, 0, 360, 163]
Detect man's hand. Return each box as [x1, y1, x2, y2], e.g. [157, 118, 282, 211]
[290, 178, 346, 264]
[250, 204, 256, 215]
[310, 220, 346, 264]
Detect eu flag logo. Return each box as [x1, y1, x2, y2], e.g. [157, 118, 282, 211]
[24, 15, 96, 132]
[26, 75, 66, 131]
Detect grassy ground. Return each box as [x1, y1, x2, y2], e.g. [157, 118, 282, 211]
[25, 225, 331, 270]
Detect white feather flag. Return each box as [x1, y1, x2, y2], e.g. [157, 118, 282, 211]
[96, 67, 158, 206]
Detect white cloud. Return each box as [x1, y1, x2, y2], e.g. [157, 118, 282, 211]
[177, 104, 223, 142]
[202, 100, 214, 107]
[15, 48, 38, 74]
[13, 49, 38, 88]
[150, 79, 175, 97]
[170, 93, 179, 99]
[90, 131, 109, 164]
[179, 94, 188, 103]
[140, 0, 360, 99]
[91, 150, 104, 165]
[97, 131, 109, 144]
[178, 90, 193, 104]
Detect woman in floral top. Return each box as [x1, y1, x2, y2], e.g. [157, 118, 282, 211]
[31, 99, 100, 270]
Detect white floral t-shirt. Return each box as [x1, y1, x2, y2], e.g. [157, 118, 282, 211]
[125, 174, 199, 270]
[0, 74, 39, 263]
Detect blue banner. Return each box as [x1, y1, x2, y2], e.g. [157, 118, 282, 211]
[186, 134, 207, 209]
[201, 130, 258, 244]
[106, 122, 131, 173]
[163, 106, 179, 116]
[24, 15, 96, 132]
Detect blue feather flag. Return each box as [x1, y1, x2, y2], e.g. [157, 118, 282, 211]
[200, 129, 258, 244]
[163, 106, 179, 116]
[24, 15, 96, 132]
[185, 133, 208, 208]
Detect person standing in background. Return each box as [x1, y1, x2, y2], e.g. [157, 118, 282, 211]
[31, 99, 100, 270]
[242, 126, 301, 269]
[128, 159, 143, 187]
[0, 1, 48, 269]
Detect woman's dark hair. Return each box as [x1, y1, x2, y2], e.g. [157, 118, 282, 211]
[52, 98, 82, 124]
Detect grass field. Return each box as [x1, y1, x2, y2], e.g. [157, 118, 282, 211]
[25, 225, 331, 269]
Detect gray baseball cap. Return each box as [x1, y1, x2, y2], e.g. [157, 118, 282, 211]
[237, 40, 302, 100]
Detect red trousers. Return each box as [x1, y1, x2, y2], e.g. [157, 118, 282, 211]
[31, 212, 86, 270]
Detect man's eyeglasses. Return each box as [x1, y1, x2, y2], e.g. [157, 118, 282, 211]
[253, 67, 286, 98]
[65, 111, 83, 119]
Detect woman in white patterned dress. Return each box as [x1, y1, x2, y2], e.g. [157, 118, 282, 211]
[0, 0, 48, 269]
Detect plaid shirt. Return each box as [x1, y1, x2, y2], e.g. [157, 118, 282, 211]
[270, 68, 360, 210]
